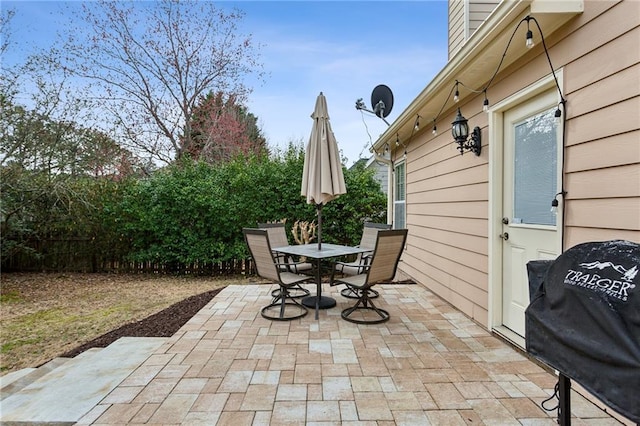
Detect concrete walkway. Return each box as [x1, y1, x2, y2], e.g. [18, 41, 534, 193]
[68, 284, 623, 425]
[1, 337, 166, 424]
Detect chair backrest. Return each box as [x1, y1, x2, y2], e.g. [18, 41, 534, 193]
[244, 228, 280, 282]
[359, 222, 392, 251]
[257, 223, 289, 248]
[366, 229, 408, 285]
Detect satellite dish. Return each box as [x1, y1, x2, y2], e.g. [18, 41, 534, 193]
[371, 84, 394, 118]
[355, 84, 394, 126]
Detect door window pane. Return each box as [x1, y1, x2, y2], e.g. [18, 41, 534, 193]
[513, 108, 557, 226]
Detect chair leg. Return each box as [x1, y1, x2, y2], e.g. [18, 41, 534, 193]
[271, 283, 310, 299]
[341, 288, 389, 324]
[340, 286, 379, 299]
[262, 285, 308, 321]
[279, 288, 287, 318]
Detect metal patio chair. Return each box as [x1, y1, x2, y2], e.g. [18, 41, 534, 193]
[333, 222, 391, 299]
[244, 228, 312, 321]
[257, 222, 312, 298]
[330, 229, 408, 324]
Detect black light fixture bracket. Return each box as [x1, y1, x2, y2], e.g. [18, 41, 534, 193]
[460, 126, 482, 156]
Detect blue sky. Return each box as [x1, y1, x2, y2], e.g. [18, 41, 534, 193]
[3, 1, 449, 165]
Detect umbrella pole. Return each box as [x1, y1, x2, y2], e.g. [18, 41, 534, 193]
[317, 203, 322, 250]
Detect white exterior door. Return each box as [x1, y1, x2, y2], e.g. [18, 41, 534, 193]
[501, 90, 562, 337]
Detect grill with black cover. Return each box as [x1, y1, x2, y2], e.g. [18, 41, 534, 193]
[525, 240, 639, 424]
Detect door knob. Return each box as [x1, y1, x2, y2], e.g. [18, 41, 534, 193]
[499, 232, 509, 241]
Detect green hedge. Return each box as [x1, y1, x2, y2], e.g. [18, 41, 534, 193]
[95, 146, 386, 270]
[2, 146, 387, 272]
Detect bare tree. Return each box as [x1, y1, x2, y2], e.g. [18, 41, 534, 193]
[0, 8, 14, 57]
[60, 0, 264, 165]
[2, 7, 98, 172]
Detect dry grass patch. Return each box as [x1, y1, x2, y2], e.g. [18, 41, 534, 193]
[0, 273, 254, 373]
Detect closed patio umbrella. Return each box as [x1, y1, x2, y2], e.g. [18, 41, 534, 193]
[301, 92, 346, 250]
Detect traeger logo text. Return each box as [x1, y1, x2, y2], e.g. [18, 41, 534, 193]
[564, 261, 638, 302]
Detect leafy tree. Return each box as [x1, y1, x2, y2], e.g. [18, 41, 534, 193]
[0, 98, 142, 264]
[185, 91, 268, 163]
[57, 0, 264, 165]
[0, 97, 141, 179]
[0, 164, 119, 265]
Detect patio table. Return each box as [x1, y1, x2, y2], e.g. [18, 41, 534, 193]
[273, 243, 368, 319]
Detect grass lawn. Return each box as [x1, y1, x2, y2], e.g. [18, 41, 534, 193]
[0, 273, 255, 374]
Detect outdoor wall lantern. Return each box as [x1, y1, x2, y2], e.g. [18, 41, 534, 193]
[451, 108, 482, 156]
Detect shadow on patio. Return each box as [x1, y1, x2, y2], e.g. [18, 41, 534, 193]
[82, 283, 621, 425]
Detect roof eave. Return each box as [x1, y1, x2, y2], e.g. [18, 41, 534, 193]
[375, 0, 582, 152]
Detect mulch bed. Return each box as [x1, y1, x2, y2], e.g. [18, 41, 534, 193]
[59, 287, 225, 359]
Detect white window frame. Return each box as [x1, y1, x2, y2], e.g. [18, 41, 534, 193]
[393, 160, 406, 229]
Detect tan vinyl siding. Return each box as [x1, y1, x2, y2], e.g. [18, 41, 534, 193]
[405, 106, 490, 322]
[468, 1, 501, 33]
[448, 0, 466, 58]
[449, 0, 500, 58]
[411, 182, 488, 203]
[567, 98, 638, 145]
[400, 247, 488, 323]
[401, 0, 639, 327]
[565, 132, 639, 172]
[568, 64, 639, 118]
[558, 1, 640, 247]
[564, 27, 639, 94]
[566, 198, 639, 230]
[564, 227, 640, 245]
[564, 164, 640, 199]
